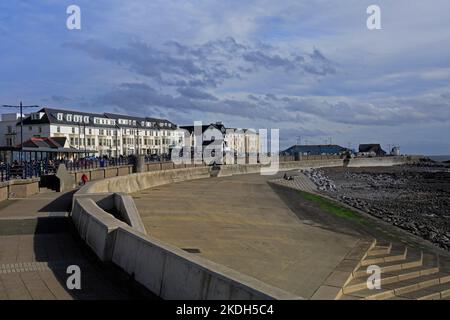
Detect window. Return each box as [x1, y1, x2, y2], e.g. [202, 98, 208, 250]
[57, 113, 63, 121]
[67, 114, 72, 122]
[57, 126, 61, 133]
[38, 127, 42, 133]
[70, 137, 74, 145]
[84, 116, 89, 123]
[72, 127, 75, 134]
[7, 126, 12, 133]
[89, 128, 92, 135]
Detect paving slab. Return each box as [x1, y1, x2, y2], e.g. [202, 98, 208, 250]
[0, 190, 150, 300]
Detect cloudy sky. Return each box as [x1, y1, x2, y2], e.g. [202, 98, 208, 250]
[1, 1, 450, 154]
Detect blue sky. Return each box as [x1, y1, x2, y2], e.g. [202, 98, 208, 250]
[1, 0, 450, 154]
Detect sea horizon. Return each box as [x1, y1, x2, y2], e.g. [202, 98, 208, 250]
[427, 155, 450, 162]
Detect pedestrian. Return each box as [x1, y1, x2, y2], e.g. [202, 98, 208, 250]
[81, 173, 88, 185]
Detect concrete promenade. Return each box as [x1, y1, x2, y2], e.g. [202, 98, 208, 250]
[132, 172, 366, 299]
[0, 191, 145, 300]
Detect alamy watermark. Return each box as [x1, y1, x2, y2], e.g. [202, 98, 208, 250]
[66, 5, 81, 30]
[66, 265, 81, 290]
[367, 5, 382, 30]
[366, 265, 381, 290]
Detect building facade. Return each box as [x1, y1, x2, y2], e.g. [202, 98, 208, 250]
[179, 122, 259, 164]
[0, 108, 184, 158]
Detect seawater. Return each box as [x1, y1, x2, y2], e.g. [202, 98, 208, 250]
[428, 155, 450, 162]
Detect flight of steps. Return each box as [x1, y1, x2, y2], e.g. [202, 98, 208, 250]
[339, 240, 450, 300]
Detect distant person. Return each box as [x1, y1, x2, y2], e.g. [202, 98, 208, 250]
[81, 173, 88, 185]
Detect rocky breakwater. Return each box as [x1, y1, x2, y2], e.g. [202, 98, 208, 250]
[304, 163, 450, 251]
[301, 168, 337, 192]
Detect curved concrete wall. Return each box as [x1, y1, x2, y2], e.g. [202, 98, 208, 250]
[79, 166, 211, 195]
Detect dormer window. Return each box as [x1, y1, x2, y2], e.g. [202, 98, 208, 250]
[66, 114, 72, 122]
[31, 112, 44, 120]
[84, 116, 89, 123]
[57, 113, 63, 121]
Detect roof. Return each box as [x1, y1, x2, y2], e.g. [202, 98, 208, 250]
[180, 123, 226, 134]
[11, 137, 83, 153]
[281, 144, 348, 156]
[359, 144, 386, 155]
[19, 107, 176, 130]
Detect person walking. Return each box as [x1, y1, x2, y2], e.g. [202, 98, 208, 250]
[81, 173, 88, 185]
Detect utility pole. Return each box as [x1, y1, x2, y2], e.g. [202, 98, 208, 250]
[83, 122, 87, 157]
[115, 127, 118, 158]
[135, 123, 139, 155]
[1, 102, 39, 163]
[78, 122, 81, 159]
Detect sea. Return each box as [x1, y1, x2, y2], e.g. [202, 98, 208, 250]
[428, 155, 450, 162]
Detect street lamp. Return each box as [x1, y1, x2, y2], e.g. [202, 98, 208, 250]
[1, 102, 40, 163]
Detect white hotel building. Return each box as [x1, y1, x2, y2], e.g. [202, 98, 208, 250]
[0, 107, 183, 157]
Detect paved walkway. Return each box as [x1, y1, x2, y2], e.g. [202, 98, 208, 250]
[0, 191, 143, 300]
[132, 173, 365, 299]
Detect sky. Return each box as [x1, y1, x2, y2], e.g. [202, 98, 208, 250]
[1, 0, 450, 155]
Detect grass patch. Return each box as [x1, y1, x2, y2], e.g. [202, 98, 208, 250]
[298, 191, 365, 223]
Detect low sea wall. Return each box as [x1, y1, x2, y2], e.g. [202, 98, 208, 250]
[80, 166, 212, 194]
[0, 178, 40, 201]
[69, 165, 134, 185]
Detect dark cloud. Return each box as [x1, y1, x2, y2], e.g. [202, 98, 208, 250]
[65, 37, 335, 89]
[176, 87, 218, 101]
[96, 82, 300, 123]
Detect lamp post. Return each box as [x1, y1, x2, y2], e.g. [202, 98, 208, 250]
[1, 102, 39, 163]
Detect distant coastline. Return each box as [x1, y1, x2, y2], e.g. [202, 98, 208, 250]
[428, 155, 450, 162]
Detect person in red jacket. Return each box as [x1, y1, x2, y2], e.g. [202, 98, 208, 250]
[81, 173, 88, 185]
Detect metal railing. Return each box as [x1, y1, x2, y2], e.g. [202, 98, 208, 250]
[0, 162, 43, 182]
[0, 155, 172, 182]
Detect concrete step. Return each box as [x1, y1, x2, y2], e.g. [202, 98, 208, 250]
[361, 248, 407, 267]
[343, 266, 440, 294]
[396, 282, 450, 300]
[346, 273, 450, 300]
[367, 245, 392, 257]
[353, 253, 423, 278]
